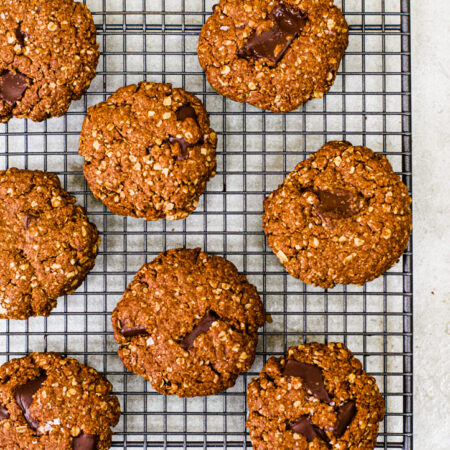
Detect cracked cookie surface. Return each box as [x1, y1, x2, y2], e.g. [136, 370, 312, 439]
[0, 168, 99, 320]
[112, 248, 266, 397]
[263, 141, 412, 288]
[198, 0, 348, 112]
[79, 82, 217, 221]
[0, 352, 120, 449]
[0, 0, 99, 122]
[246, 342, 385, 449]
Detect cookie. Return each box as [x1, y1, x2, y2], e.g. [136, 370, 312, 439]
[0, 0, 99, 122]
[198, 0, 348, 112]
[79, 82, 217, 221]
[263, 141, 412, 288]
[0, 352, 120, 449]
[111, 248, 266, 397]
[0, 168, 100, 320]
[247, 342, 385, 449]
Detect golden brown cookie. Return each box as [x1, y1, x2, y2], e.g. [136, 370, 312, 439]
[112, 248, 266, 397]
[0, 0, 99, 122]
[0, 352, 120, 449]
[246, 342, 385, 449]
[0, 168, 99, 320]
[79, 82, 217, 221]
[198, 0, 348, 112]
[263, 141, 412, 288]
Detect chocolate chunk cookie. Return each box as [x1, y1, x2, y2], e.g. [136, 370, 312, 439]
[0, 0, 99, 122]
[0, 352, 120, 449]
[111, 248, 266, 397]
[79, 82, 217, 221]
[0, 168, 100, 320]
[198, 0, 348, 112]
[247, 342, 385, 449]
[263, 141, 412, 288]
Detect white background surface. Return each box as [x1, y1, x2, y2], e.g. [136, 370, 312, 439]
[412, 2, 450, 449]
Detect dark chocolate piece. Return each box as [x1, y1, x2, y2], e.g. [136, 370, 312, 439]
[24, 214, 35, 229]
[121, 324, 147, 337]
[180, 311, 219, 350]
[176, 105, 197, 123]
[15, 25, 27, 47]
[0, 404, 9, 420]
[289, 416, 329, 443]
[170, 105, 199, 160]
[238, 2, 307, 63]
[73, 432, 98, 450]
[15, 373, 46, 431]
[314, 188, 363, 220]
[283, 359, 331, 402]
[169, 136, 192, 161]
[331, 400, 357, 437]
[0, 71, 28, 106]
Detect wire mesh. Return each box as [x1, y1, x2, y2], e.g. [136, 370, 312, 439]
[0, 0, 412, 448]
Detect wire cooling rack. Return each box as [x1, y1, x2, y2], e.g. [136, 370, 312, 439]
[0, 0, 412, 448]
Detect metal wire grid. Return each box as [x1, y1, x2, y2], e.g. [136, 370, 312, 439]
[0, 0, 412, 448]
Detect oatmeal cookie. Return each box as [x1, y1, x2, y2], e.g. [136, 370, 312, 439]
[263, 141, 412, 288]
[0, 352, 120, 449]
[247, 342, 385, 449]
[0, 0, 99, 122]
[112, 248, 266, 397]
[0, 168, 99, 320]
[79, 82, 217, 221]
[198, 0, 348, 112]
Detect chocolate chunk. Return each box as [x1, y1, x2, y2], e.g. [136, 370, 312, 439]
[283, 360, 331, 402]
[180, 311, 219, 350]
[289, 416, 329, 443]
[238, 2, 307, 63]
[24, 214, 35, 229]
[24, 215, 31, 229]
[15, 373, 46, 431]
[121, 324, 147, 337]
[331, 400, 357, 437]
[0, 71, 28, 106]
[0, 405, 9, 420]
[15, 25, 28, 47]
[170, 105, 199, 160]
[176, 105, 197, 123]
[314, 188, 363, 220]
[169, 136, 193, 161]
[73, 432, 98, 450]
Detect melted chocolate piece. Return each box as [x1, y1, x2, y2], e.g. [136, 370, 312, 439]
[238, 2, 307, 63]
[170, 104, 200, 160]
[290, 416, 329, 443]
[180, 311, 219, 350]
[169, 135, 192, 161]
[24, 215, 32, 229]
[24, 214, 37, 229]
[0, 71, 28, 106]
[283, 360, 331, 402]
[73, 432, 98, 450]
[15, 25, 27, 47]
[314, 188, 363, 220]
[0, 405, 9, 420]
[331, 400, 357, 437]
[176, 105, 197, 123]
[121, 324, 147, 337]
[15, 374, 46, 431]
